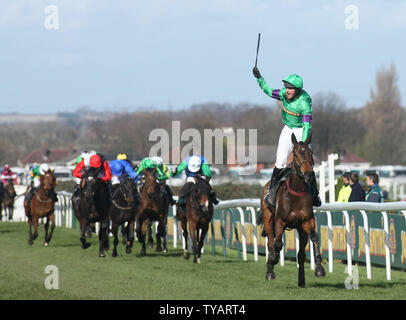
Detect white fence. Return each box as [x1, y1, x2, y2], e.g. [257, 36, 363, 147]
[4, 186, 406, 281]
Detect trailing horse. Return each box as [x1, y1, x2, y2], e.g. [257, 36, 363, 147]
[72, 169, 111, 257]
[260, 133, 326, 287]
[177, 175, 213, 263]
[24, 170, 57, 246]
[136, 168, 169, 255]
[109, 178, 139, 257]
[1, 179, 16, 221]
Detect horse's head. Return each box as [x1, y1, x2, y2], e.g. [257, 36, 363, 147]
[192, 175, 211, 213]
[5, 179, 16, 197]
[291, 133, 314, 184]
[82, 169, 99, 200]
[40, 169, 56, 197]
[143, 168, 158, 196]
[120, 178, 136, 204]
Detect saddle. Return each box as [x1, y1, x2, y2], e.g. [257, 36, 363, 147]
[266, 167, 291, 207]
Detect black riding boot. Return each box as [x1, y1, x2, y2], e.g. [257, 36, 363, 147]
[177, 182, 195, 209]
[266, 167, 283, 205]
[165, 185, 177, 205]
[25, 187, 39, 206]
[309, 172, 322, 207]
[52, 189, 58, 202]
[209, 191, 219, 205]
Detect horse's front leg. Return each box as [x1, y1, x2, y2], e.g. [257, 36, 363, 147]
[156, 214, 168, 253]
[179, 210, 189, 259]
[196, 225, 209, 264]
[297, 227, 308, 287]
[111, 222, 119, 257]
[262, 207, 276, 280]
[188, 221, 198, 263]
[126, 220, 135, 254]
[303, 218, 326, 278]
[80, 218, 91, 249]
[135, 213, 147, 256]
[98, 218, 109, 257]
[266, 215, 285, 280]
[44, 213, 55, 246]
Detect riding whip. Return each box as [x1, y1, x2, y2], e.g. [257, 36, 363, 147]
[255, 33, 261, 68]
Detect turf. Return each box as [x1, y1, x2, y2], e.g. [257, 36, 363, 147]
[1, 222, 406, 300]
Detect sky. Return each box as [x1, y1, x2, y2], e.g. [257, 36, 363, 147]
[0, 0, 405, 114]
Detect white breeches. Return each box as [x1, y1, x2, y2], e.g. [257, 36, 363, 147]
[111, 176, 120, 185]
[275, 125, 303, 169]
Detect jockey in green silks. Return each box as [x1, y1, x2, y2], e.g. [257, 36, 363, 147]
[134, 157, 176, 205]
[253, 67, 321, 207]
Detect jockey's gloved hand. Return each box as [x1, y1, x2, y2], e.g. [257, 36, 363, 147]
[253, 66, 261, 79]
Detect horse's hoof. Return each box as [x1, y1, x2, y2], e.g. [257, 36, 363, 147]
[99, 252, 106, 258]
[148, 244, 153, 249]
[163, 248, 168, 253]
[126, 247, 131, 254]
[44, 242, 49, 247]
[196, 258, 201, 264]
[298, 282, 306, 288]
[265, 273, 275, 280]
[112, 251, 117, 257]
[315, 266, 326, 277]
[28, 240, 33, 246]
[184, 251, 190, 260]
[82, 243, 91, 249]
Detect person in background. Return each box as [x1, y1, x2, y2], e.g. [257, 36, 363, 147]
[348, 172, 365, 202]
[366, 172, 384, 203]
[337, 172, 352, 202]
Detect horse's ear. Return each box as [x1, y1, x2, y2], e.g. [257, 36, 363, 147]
[304, 133, 312, 146]
[291, 133, 298, 146]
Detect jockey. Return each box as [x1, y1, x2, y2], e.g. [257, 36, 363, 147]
[151, 156, 177, 206]
[1, 164, 18, 185]
[171, 155, 219, 208]
[253, 67, 321, 207]
[25, 163, 58, 206]
[134, 157, 176, 205]
[117, 153, 134, 167]
[108, 158, 138, 200]
[72, 152, 112, 200]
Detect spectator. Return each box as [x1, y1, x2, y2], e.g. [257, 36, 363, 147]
[366, 172, 384, 203]
[348, 172, 365, 202]
[337, 172, 352, 202]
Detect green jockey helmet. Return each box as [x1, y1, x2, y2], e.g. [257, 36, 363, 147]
[144, 158, 155, 169]
[283, 74, 303, 89]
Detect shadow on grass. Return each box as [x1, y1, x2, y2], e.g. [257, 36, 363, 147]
[310, 281, 406, 289]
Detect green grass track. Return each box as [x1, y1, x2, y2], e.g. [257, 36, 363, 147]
[1, 222, 406, 300]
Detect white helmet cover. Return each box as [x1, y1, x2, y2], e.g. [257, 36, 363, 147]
[187, 156, 201, 173]
[151, 156, 163, 165]
[40, 163, 49, 175]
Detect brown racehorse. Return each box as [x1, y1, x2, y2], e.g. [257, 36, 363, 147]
[72, 170, 110, 257]
[24, 170, 57, 246]
[1, 179, 16, 220]
[260, 133, 326, 287]
[136, 168, 169, 256]
[109, 178, 138, 257]
[177, 175, 213, 263]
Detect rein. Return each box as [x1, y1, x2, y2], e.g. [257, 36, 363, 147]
[112, 200, 135, 210]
